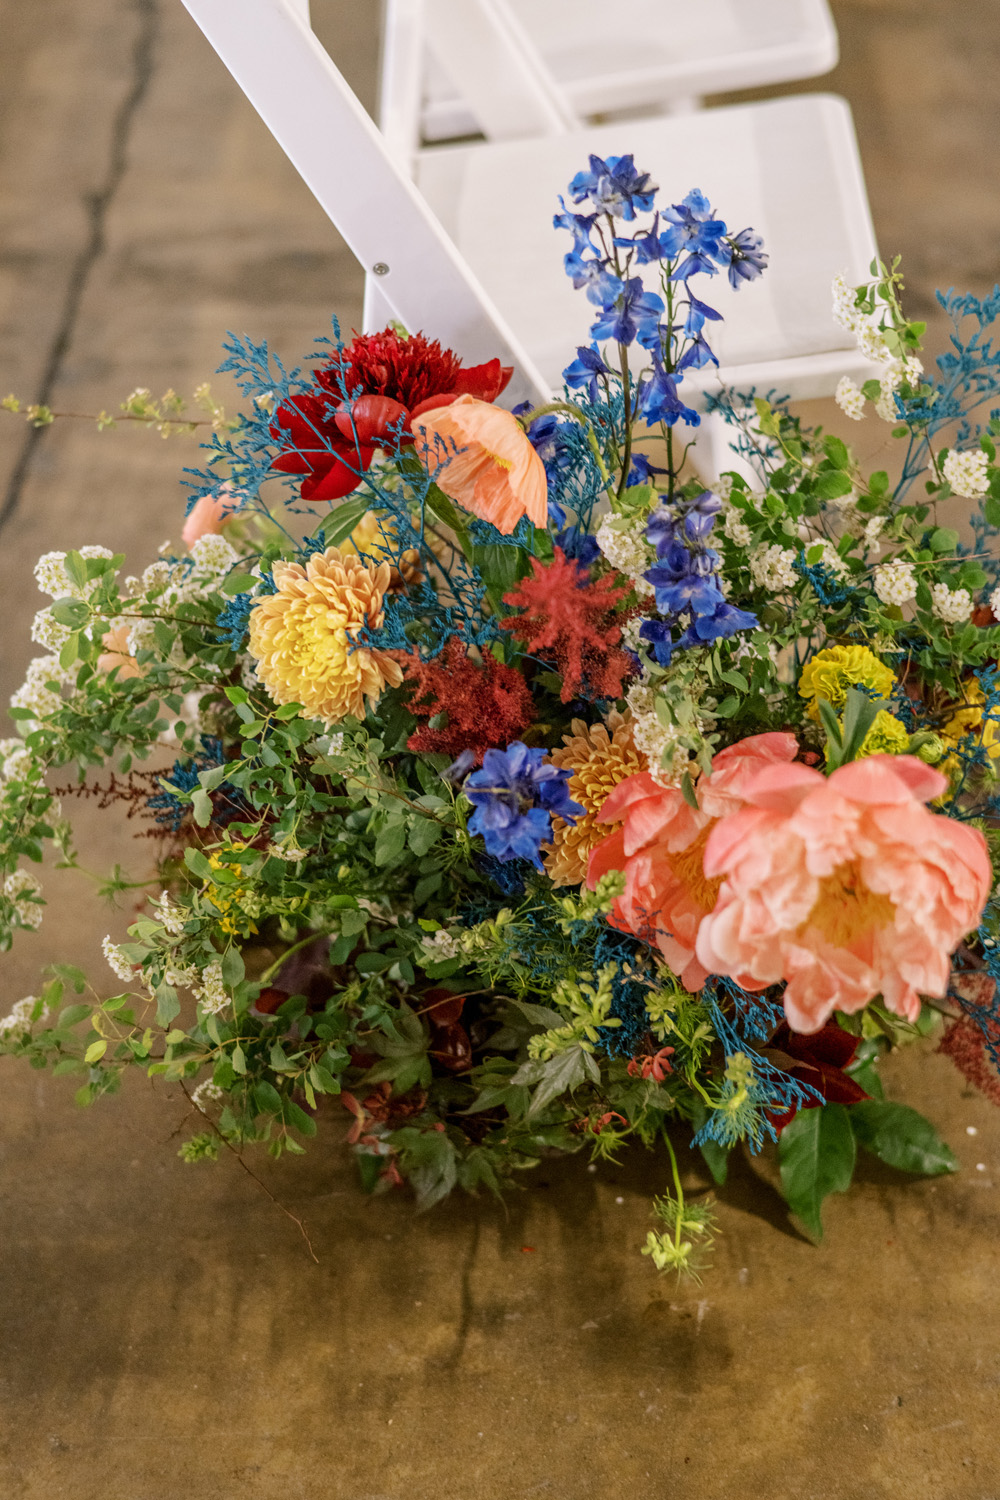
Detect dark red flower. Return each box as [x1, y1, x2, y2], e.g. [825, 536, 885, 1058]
[939, 970, 1000, 1105]
[270, 328, 512, 503]
[501, 547, 634, 702]
[395, 637, 535, 763]
[765, 1020, 870, 1131]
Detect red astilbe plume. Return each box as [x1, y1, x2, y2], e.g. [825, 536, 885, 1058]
[938, 970, 1000, 1106]
[396, 638, 535, 763]
[501, 547, 633, 703]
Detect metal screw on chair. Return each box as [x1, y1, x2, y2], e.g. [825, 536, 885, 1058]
[372, 262, 390, 276]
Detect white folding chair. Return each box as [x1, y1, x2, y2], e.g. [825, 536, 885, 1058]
[421, 0, 839, 140]
[180, 0, 877, 481]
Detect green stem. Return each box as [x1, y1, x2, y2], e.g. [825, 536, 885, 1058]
[256, 931, 320, 988]
[663, 1130, 686, 1253]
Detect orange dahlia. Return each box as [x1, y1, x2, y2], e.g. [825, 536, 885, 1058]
[545, 711, 646, 886]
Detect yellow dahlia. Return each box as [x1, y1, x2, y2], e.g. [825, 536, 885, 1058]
[798, 644, 895, 721]
[545, 711, 646, 887]
[248, 546, 403, 726]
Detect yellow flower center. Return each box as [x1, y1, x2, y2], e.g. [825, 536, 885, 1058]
[664, 821, 724, 912]
[802, 861, 895, 948]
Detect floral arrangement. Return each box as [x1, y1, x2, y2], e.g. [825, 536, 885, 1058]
[4, 153, 1000, 1277]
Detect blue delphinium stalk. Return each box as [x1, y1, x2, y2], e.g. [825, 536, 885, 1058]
[464, 742, 583, 869]
[641, 492, 757, 656]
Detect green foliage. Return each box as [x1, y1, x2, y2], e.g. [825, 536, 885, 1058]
[778, 1104, 857, 1239]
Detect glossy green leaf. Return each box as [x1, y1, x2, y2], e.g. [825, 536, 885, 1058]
[849, 1101, 958, 1175]
[778, 1102, 856, 1238]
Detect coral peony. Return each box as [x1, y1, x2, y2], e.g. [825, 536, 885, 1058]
[182, 482, 240, 550]
[247, 547, 403, 725]
[696, 755, 991, 1033]
[413, 395, 547, 535]
[587, 732, 799, 989]
[97, 624, 141, 680]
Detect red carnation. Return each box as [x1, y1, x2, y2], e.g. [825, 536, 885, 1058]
[501, 547, 634, 703]
[396, 638, 534, 763]
[270, 328, 512, 503]
[765, 1021, 870, 1132]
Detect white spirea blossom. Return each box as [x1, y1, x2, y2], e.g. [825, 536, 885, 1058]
[875, 357, 923, 422]
[190, 533, 239, 574]
[0, 996, 49, 1039]
[4, 869, 43, 928]
[750, 543, 798, 592]
[835, 375, 866, 421]
[832, 273, 861, 332]
[33, 546, 113, 599]
[943, 448, 990, 500]
[874, 561, 918, 606]
[163, 964, 199, 991]
[930, 583, 972, 624]
[423, 928, 461, 960]
[10, 656, 70, 721]
[595, 517, 654, 594]
[30, 608, 72, 653]
[990, 585, 1000, 619]
[268, 839, 308, 862]
[713, 474, 734, 501]
[196, 960, 230, 1016]
[316, 731, 345, 756]
[625, 682, 689, 787]
[151, 891, 186, 937]
[192, 1079, 225, 1110]
[722, 506, 752, 547]
[102, 935, 136, 984]
[0, 739, 31, 782]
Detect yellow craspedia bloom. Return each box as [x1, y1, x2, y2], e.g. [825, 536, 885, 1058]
[855, 709, 910, 759]
[798, 644, 895, 722]
[248, 546, 404, 726]
[545, 711, 646, 887]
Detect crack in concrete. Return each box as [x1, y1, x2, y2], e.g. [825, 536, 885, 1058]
[0, 0, 160, 535]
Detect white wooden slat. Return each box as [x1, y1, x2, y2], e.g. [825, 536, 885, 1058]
[180, 0, 551, 406]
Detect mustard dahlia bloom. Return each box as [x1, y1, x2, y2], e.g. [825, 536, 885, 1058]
[798, 644, 895, 721]
[248, 547, 403, 725]
[545, 711, 646, 886]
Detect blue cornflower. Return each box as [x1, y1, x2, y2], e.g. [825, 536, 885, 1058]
[718, 227, 768, 289]
[465, 742, 583, 869]
[590, 278, 665, 347]
[568, 154, 658, 221]
[563, 251, 624, 308]
[562, 344, 612, 401]
[637, 364, 700, 427]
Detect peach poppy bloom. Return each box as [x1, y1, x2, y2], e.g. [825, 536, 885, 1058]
[413, 394, 547, 535]
[97, 624, 141, 680]
[696, 755, 991, 1034]
[182, 482, 241, 550]
[587, 732, 799, 990]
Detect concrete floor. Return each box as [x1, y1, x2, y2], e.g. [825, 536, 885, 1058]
[1, 2, 1000, 1496]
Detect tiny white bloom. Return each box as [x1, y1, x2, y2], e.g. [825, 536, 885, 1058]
[192, 1078, 225, 1109]
[874, 560, 917, 606]
[195, 959, 230, 1016]
[722, 505, 752, 547]
[930, 582, 972, 624]
[102, 935, 136, 984]
[0, 995, 49, 1039]
[750, 543, 798, 592]
[190, 533, 239, 574]
[943, 448, 990, 500]
[835, 375, 866, 421]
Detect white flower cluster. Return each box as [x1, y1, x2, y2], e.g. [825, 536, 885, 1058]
[750, 543, 798, 592]
[268, 838, 308, 862]
[102, 935, 136, 984]
[863, 516, 886, 551]
[189, 533, 239, 575]
[191, 1078, 225, 1110]
[990, 585, 1000, 619]
[316, 731, 345, 756]
[0, 738, 31, 782]
[930, 583, 972, 624]
[875, 357, 922, 421]
[625, 682, 688, 787]
[943, 447, 990, 500]
[722, 505, 752, 547]
[33, 546, 113, 600]
[835, 375, 866, 421]
[4, 869, 42, 929]
[30, 608, 73, 654]
[10, 656, 72, 723]
[195, 960, 230, 1016]
[0, 996, 49, 1039]
[422, 928, 461, 960]
[804, 539, 849, 579]
[595, 516, 654, 595]
[713, 474, 734, 501]
[874, 561, 918, 606]
[163, 964, 199, 991]
[151, 891, 186, 937]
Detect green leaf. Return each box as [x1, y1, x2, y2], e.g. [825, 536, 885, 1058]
[849, 1101, 958, 1175]
[528, 1044, 588, 1119]
[253, 1080, 283, 1116]
[355, 951, 393, 974]
[698, 1136, 731, 1186]
[198, 763, 230, 792]
[220, 572, 258, 596]
[778, 1103, 857, 1238]
[407, 818, 441, 856]
[680, 771, 699, 810]
[231, 1044, 246, 1075]
[930, 527, 959, 554]
[84, 1039, 107, 1064]
[184, 847, 214, 881]
[473, 540, 531, 608]
[191, 789, 213, 827]
[321, 495, 374, 548]
[221, 946, 245, 988]
[49, 597, 90, 628]
[815, 471, 854, 501]
[375, 820, 407, 866]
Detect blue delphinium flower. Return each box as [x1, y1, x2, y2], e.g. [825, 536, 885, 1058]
[590, 278, 665, 347]
[718, 227, 769, 289]
[638, 618, 675, 666]
[641, 494, 757, 653]
[556, 524, 601, 569]
[564, 252, 625, 308]
[568, 154, 658, 220]
[637, 364, 700, 427]
[660, 189, 727, 275]
[562, 344, 612, 401]
[464, 742, 583, 869]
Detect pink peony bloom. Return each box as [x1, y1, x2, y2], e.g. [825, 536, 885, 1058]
[182, 482, 240, 550]
[696, 754, 991, 1033]
[587, 732, 799, 990]
[97, 624, 141, 680]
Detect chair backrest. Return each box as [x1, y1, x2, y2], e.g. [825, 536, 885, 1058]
[180, 0, 551, 405]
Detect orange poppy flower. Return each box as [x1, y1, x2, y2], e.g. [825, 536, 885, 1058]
[413, 394, 547, 535]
